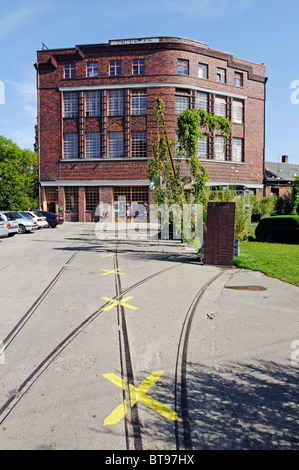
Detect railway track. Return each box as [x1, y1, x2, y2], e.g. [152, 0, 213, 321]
[0, 237, 224, 451]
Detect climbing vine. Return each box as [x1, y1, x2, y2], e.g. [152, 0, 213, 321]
[149, 97, 232, 206]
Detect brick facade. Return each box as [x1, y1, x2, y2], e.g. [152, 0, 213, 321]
[35, 37, 267, 222]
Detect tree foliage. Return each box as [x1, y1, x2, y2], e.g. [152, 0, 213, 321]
[0, 136, 38, 210]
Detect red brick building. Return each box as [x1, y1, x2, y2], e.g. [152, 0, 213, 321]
[35, 36, 267, 222]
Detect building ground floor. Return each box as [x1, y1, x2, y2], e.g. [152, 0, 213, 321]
[40, 180, 264, 223]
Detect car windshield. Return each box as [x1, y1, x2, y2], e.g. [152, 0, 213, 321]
[19, 212, 32, 218]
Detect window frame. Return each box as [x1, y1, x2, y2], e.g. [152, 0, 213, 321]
[63, 133, 79, 159]
[108, 132, 124, 158]
[63, 92, 79, 118]
[232, 99, 244, 124]
[64, 64, 76, 79]
[214, 95, 227, 118]
[132, 59, 145, 75]
[85, 187, 100, 211]
[86, 62, 99, 78]
[175, 89, 190, 115]
[109, 60, 122, 76]
[85, 90, 101, 117]
[232, 137, 244, 162]
[131, 89, 147, 115]
[196, 91, 209, 112]
[177, 59, 189, 76]
[216, 67, 226, 84]
[108, 89, 124, 116]
[85, 132, 101, 159]
[197, 135, 209, 159]
[198, 63, 208, 79]
[234, 71, 243, 87]
[131, 131, 147, 158]
[214, 135, 226, 161]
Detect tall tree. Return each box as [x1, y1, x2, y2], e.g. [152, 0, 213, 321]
[0, 136, 38, 210]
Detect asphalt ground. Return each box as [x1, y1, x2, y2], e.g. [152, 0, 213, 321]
[0, 223, 298, 450]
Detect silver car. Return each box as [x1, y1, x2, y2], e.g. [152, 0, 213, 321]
[0, 214, 8, 238]
[12, 211, 38, 234]
[25, 211, 48, 229]
[0, 212, 19, 237]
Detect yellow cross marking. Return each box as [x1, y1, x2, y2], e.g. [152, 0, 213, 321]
[99, 269, 125, 276]
[103, 371, 177, 425]
[101, 296, 138, 311]
[99, 253, 115, 258]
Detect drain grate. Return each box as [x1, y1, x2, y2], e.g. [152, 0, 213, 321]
[225, 285, 267, 291]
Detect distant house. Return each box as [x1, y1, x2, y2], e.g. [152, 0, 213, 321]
[264, 156, 299, 197]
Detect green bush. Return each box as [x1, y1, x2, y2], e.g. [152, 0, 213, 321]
[255, 215, 299, 244]
[251, 195, 277, 220]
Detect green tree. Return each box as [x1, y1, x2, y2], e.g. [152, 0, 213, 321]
[0, 136, 38, 210]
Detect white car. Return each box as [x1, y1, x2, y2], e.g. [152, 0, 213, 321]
[12, 211, 38, 234]
[0, 212, 19, 237]
[0, 214, 8, 238]
[25, 211, 48, 229]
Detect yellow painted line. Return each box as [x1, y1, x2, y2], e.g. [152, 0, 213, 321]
[99, 269, 125, 276]
[99, 253, 115, 258]
[101, 297, 138, 311]
[103, 371, 177, 425]
[99, 244, 114, 247]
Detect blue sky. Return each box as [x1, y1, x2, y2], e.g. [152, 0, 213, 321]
[0, 0, 298, 163]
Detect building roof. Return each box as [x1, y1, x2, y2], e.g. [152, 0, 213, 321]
[265, 161, 299, 184]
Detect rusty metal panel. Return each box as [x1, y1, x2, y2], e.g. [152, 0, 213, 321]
[204, 202, 236, 267]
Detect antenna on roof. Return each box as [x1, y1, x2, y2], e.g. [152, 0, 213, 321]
[42, 43, 49, 50]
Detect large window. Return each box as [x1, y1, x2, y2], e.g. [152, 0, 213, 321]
[86, 133, 101, 159]
[63, 92, 78, 118]
[175, 89, 190, 115]
[196, 91, 209, 112]
[85, 90, 101, 117]
[64, 134, 78, 159]
[131, 131, 147, 158]
[108, 89, 124, 116]
[198, 63, 208, 79]
[86, 62, 99, 77]
[232, 137, 244, 162]
[108, 132, 124, 158]
[110, 61, 121, 76]
[132, 59, 145, 75]
[85, 187, 99, 211]
[215, 96, 227, 117]
[131, 89, 147, 115]
[65, 187, 78, 211]
[214, 135, 226, 161]
[197, 136, 209, 159]
[177, 59, 189, 75]
[64, 64, 76, 79]
[232, 99, 244, 124]
[217, 67, 226, 83]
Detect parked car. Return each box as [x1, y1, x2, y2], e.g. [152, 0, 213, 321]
[34, 211, 64, 228]
[24, 211, 48, 229]
[12, 211, 38, 234]
[0, 214, 8, 238]
[255, 215, 299, 244]
[0, 211, 19, 237]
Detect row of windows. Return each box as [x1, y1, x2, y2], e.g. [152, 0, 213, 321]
[64, 59, 145, 79]
[63, 89, 146, 118]
[64, 131, 147, 159]
[64, 59, 244, 86]
[63, 88, 244, 123]
[175, 90, 244, 124]
[63, 131, 243, 162]
[177, 59, 244, 87]
[196, 135, 244, 162]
